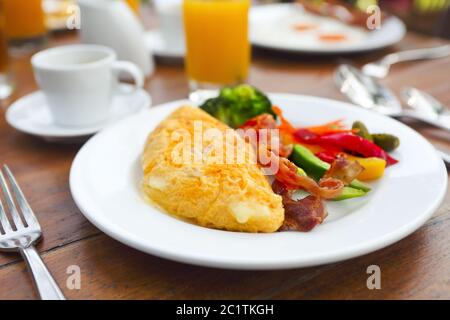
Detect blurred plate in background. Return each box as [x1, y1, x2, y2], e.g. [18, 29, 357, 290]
[250, 3, 406, 54]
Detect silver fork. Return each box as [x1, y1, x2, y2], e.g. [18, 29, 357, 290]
[362, 44, 450, 79]
[0, 165, 65, 300]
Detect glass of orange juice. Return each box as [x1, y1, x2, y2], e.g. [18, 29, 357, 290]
[126, 0, 141, 15]
[183, 0, 251, 98]
[3, 0, 47, 47]
[0, 4, 13, 99]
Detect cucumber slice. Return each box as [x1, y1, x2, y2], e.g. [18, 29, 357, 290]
[332, 187, 367, 201]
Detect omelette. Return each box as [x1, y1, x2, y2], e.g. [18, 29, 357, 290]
[141, 106, 284, 233]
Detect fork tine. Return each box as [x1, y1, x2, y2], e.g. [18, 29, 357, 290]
[0, 198, 13, 233]
[2, 165, 39, 228]
[0, 169, 25, 230]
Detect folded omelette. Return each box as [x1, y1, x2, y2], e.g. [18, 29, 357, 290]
[141, 106, 284, 233]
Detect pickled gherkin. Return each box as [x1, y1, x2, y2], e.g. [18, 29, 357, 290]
[371, 134, 400, 152]
[352, 121, 373, 141]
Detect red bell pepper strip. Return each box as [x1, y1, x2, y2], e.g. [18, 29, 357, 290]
[316, 150, 340, 163]
[295, 130, 398, 166]
[294, 128, 319, 141]
[294, 129, 342, 153]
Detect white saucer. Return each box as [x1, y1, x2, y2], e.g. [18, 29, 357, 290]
[6, 84, 151, 142]
[144, 29, 185, 59]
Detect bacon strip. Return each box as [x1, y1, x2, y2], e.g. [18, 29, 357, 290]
[258, 144, 344, 199]
[277, 156, 344, 199]
[272, 180, 328, 232]
[241, 114, 292, 158]
[241, 113, 277, 130]
[241, 113, 345, 199]
[323, 156, 364, 185]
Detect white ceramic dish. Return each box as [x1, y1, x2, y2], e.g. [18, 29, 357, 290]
[6, 84, 151, 141]
[250, 4, 406, 54]
[144, 30, 185, 59]
[70, 94, 447, 270]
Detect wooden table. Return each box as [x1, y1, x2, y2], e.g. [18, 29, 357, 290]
[1, 13, 450, 300]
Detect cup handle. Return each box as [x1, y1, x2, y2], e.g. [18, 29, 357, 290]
[112, 60, 144, 92]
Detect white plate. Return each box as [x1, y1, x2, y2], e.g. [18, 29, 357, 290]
[144, 29, 185, 59]
[250, 4, 406, 54]
[6, 84, 151, 141]
[70, 94, 447, 270]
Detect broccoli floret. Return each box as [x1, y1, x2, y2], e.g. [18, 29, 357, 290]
[199, 84, 275, 128]
[200, 97, 230, 125]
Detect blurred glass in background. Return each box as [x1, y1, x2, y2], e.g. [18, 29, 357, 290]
[2, 0, 47, 47]
[183, 0, 251, 94]
[380, 0, 450, 38]
[126, 0, 141, 14]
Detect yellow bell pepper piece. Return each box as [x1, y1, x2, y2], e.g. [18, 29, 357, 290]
[347, 155, 386, 181]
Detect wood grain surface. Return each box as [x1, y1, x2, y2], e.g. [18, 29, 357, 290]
[0, 7, 449, 300]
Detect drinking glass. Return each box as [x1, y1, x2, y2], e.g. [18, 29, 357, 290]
[126, 0, 141, 15]
[183, 0, 251, 100]
[0, 5, 13, 99]
[3, 0, 47, 47]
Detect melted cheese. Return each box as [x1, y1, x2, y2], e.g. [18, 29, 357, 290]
[147, 176, 167, 191]
[230, 201, 271, 224]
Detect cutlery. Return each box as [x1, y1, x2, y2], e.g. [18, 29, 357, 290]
[336, 64, 450, 132]
[335, 64, 450, 165]
[0, 165, 65, 300]
[362, 45, 450, 78]
[403, 87, 450, 165]
[402, 87, 450, 117]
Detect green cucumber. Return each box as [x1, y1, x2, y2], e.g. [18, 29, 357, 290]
[290, 144, 329, 180]
[333, 187, 367, 201]
[290, 144, 370, 198]
[349, 179, 371, 192]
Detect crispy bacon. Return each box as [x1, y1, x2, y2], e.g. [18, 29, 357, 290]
[242, 114, 346, 199]
[257, 144, 344, 199]
[323, 156, 364, 185]
[277, 157, 344, 199]
[272, 180, 328, 232]
[241, 114, 292, 157]
[241, 113, 277, 131]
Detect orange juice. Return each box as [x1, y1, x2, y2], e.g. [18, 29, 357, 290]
[183, 0, 250, 86]
[3, 0, 46, 41]
[126, 0, 140, 14]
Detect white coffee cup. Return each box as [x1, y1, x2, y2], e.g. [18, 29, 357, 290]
[31, 44, 144, 127]
[155, 0, 185, 52]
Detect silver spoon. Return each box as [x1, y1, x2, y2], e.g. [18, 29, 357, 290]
[402, 87, 450, 117]
[335, 64, 450, 132]
[362, 45, 450, 79]
[335, 64, 450, 164]
[403, 87, 450, 166]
